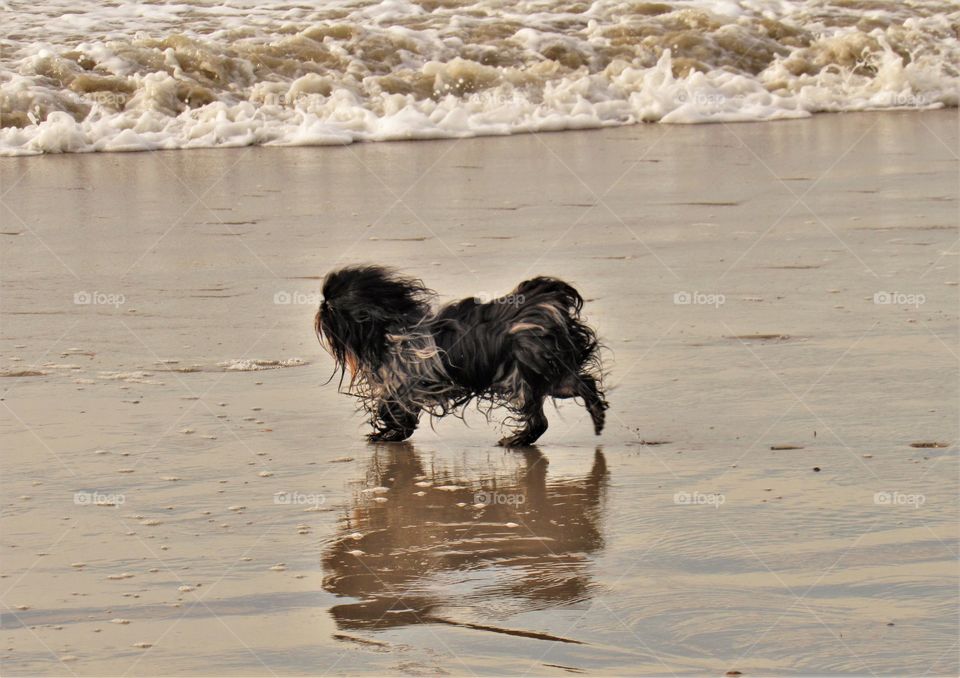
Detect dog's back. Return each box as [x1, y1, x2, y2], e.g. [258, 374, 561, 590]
[430, 277, 604, 435]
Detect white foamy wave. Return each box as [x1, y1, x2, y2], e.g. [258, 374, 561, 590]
[217, 358, 308, 371]
[97, 370, 165, 384]
[1, 0, 956, 155]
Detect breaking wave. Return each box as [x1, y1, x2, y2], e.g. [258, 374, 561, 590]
[1, 0, 956, 155]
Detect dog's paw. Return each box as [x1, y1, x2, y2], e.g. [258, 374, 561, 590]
[589, 399, 608, 435]
[593, 410, 605, 435]
[498, 433, 535, 448]
[367, 429, 413, 443]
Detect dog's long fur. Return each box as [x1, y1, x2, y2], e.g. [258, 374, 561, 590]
[315, 265, 608, 446]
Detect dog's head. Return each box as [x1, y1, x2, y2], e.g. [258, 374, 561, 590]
[315, 265, 433, 378]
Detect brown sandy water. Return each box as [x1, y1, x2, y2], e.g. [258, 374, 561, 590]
[0, 110, 958, 675]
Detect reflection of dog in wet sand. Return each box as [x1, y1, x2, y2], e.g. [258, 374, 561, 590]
[322, 443, 609, 634]
[315, 266, 608, 446]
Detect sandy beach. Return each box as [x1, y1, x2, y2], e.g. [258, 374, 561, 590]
[1, 109, 958, 675]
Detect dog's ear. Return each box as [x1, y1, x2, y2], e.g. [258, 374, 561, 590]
[321, 265, 434, 326]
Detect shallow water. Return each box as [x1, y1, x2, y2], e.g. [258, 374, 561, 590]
[1, 0, 958, 154]
[0, 112, 957, 674]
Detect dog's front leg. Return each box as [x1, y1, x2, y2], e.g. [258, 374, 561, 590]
[367, 400, 420, 442]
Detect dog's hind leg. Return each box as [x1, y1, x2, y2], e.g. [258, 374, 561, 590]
[368, 400, 420, 442]
[551, 373, 608, 435]
[498, 390, 548, 447]
[578, 375, 608, 435]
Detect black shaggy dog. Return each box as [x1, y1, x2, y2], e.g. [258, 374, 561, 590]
[315, 266, 607, 446]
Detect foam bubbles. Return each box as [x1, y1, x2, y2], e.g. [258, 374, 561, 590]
[1, 0, 956, 155]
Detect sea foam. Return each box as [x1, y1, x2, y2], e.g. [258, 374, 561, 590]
[1, 0, 956, 155]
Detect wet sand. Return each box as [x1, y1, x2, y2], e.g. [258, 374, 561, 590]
[0, 110, 958, 676]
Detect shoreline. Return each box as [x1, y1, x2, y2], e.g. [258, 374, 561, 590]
[4, 104, 958, 159]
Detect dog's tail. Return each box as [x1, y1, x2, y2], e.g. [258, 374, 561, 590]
[514, 277, 584, 315]
[509, 277, 597, 364]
